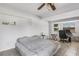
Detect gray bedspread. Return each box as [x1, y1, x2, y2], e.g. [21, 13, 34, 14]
[15, 36, 61, 56]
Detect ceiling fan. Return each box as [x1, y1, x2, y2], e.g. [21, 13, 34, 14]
[37, 3, 56, 11]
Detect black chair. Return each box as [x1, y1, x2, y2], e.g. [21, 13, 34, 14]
[59, 30, 68, 42]
[65, 30, 72, 42]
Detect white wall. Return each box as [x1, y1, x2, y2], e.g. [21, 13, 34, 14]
[0, 7, 48, 51]
[48, 21, 63, 40]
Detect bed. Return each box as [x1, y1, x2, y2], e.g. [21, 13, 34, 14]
[15, 36, 61, 56]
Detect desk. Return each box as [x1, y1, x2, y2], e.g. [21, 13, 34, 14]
[72, 36, 79, 41]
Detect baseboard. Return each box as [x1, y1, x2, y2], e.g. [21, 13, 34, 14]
[0, 47, 15, 52]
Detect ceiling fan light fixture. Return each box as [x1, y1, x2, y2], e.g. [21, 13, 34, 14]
[47, 3, 56, 11]
[38, 3, 45, 10]
[49, 3, 56, 11]
[52, 4, 56, 11]
[47, 3, 52, 11]
[37, 3, 56, 11]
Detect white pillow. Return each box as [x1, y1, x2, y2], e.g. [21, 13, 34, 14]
[17, 36, 29, 43]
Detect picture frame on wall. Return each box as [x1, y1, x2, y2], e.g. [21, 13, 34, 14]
[54, 24, 58, 27]
[54, 28, 59, 31]
[53, 24, 59, 32]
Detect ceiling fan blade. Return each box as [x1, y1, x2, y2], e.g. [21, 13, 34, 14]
[38, 3, 45, 10]
[50, 3, 56, 11]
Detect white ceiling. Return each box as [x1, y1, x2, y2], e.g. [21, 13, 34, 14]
[0, 3, 79, 19]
